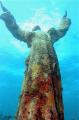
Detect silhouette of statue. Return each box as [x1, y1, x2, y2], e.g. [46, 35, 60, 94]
[0, 2, 71, 120]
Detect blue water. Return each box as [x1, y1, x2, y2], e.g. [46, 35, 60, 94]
[0, 0, 79, 120]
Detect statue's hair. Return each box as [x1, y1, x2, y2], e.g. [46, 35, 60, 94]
[32, 25, 41, 31]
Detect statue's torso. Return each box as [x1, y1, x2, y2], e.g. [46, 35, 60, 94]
[28, 31, 55, 80]
[16, 31, 64, 120]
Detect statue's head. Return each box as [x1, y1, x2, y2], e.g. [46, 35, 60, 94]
[32, 25, 41, 31]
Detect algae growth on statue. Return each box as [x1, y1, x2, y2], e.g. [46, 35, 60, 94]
[0, 2, 71, 120]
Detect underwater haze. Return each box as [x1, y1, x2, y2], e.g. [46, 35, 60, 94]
[0, 0, 79, 120]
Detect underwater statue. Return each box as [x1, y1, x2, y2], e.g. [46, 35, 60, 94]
[0, 2, 71, 120]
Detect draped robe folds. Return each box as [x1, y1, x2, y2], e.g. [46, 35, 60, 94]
[0, 11, 71, 120]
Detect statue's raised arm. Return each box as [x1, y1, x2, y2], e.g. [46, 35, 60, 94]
[47, 10, 71, 44]
[0, 2, 33, 47]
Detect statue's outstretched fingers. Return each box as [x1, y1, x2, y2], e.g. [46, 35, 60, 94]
[0, 1, 8, 12]
[63, 10, 67, 19]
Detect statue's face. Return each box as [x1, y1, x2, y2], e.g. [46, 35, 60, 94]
[32, 25, 41, 31]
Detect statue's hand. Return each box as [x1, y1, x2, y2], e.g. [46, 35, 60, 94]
[0, 1, 8, 12]
[0, 11, 9, 20]
[63, 10, 67, 19]
[0, 2, 9, 20]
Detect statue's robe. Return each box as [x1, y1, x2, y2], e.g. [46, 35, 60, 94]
[0, 11, 71, 120]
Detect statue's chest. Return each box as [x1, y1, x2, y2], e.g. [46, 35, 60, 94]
[25, 31, 57, 81]
[29, 35, 54, 67]
[31, 31, 51, 55]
